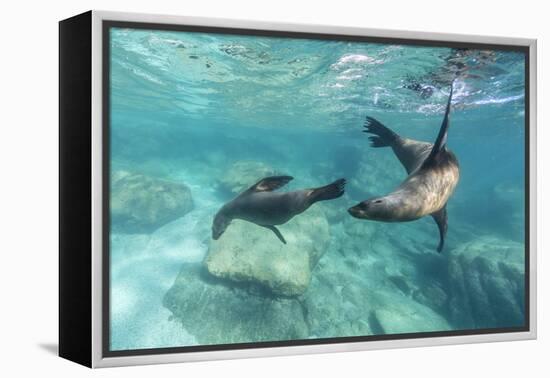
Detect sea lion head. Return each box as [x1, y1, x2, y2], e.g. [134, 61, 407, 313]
[348, 196, 399, 221]
[212, 212, 231, 240]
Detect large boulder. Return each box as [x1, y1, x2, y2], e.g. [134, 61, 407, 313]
[205, 205, 330, 296]
[370, 301, 451, 335]
[303, 235, 452, 339]
[111, 171, 194, 233]
[163, 264, 308, 345]
[218, 160, 276, 195]
[447, 236, 526, 329]
[303, 255, 375, 338]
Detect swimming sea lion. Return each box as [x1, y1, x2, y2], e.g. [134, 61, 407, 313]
[212, 176, 346, 243]
[348, 83, 459, 252]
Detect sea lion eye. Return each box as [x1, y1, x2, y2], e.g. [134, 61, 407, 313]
[374, 199, 383, 204]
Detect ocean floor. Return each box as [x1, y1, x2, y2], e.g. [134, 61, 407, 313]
[109, 156, 525, 350]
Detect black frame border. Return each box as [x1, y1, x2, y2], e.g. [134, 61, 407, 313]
[59, 11, 93, 367]
[102, 20, 531, 359]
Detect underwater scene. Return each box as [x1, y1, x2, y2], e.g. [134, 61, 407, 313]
[108, 27, 527, 351]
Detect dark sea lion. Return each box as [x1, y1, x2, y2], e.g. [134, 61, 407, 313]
[403, 49, 495, 100]
[348, 83, 459, 252]
[212, 176, 346, 243]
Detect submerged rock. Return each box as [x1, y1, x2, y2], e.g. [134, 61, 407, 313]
[447, 236, 525, 329]
[205, 205, 330, 296]
[111, 171, 194, 233]
[163, 264, 308, 344]
[218, 160, 276, 194]
[303, 243, 452, 338]
[370, 301, 451, 334]
[303, 259, 374, 338]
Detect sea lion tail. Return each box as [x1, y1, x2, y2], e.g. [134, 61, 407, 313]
[363, 116, 399, 148]
[309, 179, 346, 203]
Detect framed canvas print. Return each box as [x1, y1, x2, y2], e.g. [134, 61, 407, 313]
[59, 10, 537, 368]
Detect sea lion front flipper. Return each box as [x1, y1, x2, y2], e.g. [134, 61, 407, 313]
[431, 206, 448, 253]
[422, 80, 455, 168]
[245, 175, 294, 193]
[261, 225, 287, 244]
[363, 117, 428, 174]
[363, 117, 399, 148]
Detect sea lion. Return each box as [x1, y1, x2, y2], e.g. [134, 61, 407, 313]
[212, 176, 346, 243]
[348, 82, 459, 252]
[403, 49, 495, 100]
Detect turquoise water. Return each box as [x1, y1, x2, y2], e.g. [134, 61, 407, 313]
[108, 27, 526, 351]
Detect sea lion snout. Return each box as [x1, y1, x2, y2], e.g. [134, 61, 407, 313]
[212, 226, 223, 240]
[348, 202, 369, 218]
[212, 213, 231, 240]
[348, 198, 387, 220]
[212, 230, 221, 240]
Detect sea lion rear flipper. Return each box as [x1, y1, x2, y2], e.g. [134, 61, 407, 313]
[422, 80, 455, 168]
[309, 178, 346, 203]
[245, 176, 294, 194]
[431, 206, 448, 253]
[261, 225, 287, 244]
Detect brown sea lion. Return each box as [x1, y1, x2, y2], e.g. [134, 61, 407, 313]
[348, 83, 459, 252]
